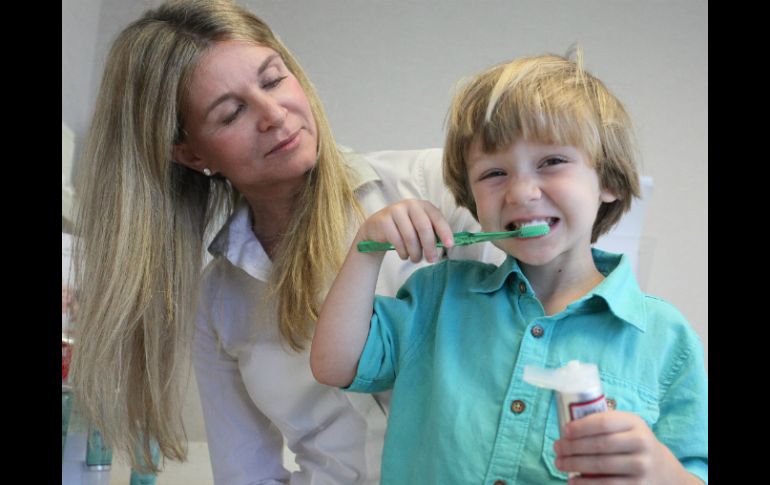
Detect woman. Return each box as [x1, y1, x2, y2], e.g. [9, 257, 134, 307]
[70, 0, 501, 482]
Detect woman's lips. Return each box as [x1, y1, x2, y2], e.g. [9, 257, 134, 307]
[266, 130, 300, 156]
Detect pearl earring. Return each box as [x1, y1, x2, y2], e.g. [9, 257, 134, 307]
[203, 168, 212, 177]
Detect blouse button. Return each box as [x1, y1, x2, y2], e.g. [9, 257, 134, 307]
[518, 282, 527, 294]
[510, 399, 526, 414]
[531, 325, 544, 338]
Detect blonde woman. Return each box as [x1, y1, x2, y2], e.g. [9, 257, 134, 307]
[70, 0, 502, 483]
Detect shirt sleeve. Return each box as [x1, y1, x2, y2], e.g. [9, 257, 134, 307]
[194, 305, 290, 485]
[415, 148, 506, 266]
[653, 328, 709, 484]
[347, 264, 440, 393]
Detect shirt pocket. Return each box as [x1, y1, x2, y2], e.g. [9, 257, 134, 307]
[541, 376, 660, 481]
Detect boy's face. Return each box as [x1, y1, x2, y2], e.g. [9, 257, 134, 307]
[466, 138, 616, 267]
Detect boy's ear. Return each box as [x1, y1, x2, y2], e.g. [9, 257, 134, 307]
[599, 188, 618, 203]
[172, 142, 206, 172]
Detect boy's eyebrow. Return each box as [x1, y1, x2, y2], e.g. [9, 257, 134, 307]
[466, 152, 490, 167]
[203, 54, 281, 118]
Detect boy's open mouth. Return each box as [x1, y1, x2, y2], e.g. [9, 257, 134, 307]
[506, 217, 557, 231]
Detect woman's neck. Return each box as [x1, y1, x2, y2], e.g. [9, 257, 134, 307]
[245, 191, 297, 258]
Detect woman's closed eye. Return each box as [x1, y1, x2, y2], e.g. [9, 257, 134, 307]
[262, 75, 287, 90]
[222, 104, 245, 125]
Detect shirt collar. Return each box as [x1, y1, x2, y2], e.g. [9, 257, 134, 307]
[206, 148, 379, 280]
[470, 248, 646, 332]
[583, 248, 646, 331]
[208, 200, 272, 280]
[468, 254, 522, 294]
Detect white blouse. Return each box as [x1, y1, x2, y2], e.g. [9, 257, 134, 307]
[193, 148, 504, 484]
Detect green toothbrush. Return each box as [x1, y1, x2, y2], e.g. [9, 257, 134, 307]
[357, 223, 549, 253]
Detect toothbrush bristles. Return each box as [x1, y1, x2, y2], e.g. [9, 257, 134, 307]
[517, 223, 550, 238]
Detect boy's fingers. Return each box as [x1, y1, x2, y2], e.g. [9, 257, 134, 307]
[366, 200, 451, 263]
[408, 204, 441, 262]
[555, 430, 640, 457]
[555, 452, 646, 477]
[392, 206, 423, 262]
[375, 218, 408, 260]
[563, 411, 633, 439]
[416, 201, 453, 261]
[424, 203, 454, 250]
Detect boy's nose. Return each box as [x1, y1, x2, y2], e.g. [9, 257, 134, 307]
[505, 176, 541, 205]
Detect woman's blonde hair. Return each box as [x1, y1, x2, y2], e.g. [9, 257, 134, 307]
[444, 48, 640, 242]
[71, 0, 359, 472]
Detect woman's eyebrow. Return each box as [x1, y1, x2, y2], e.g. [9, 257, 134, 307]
[257, 54, 280, 75]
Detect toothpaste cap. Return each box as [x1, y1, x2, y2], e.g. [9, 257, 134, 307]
[523, 360, 601, 394]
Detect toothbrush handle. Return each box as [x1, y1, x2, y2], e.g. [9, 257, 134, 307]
[357, 240, 447, 253]
[355, 226, 547, 253]
[357, 241, 396, 252]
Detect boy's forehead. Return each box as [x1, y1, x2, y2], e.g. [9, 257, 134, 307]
[466, 136, 489, 165]
[465, 137, 503, 170]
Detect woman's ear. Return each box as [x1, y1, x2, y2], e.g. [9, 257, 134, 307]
[172, 142, 206, 172]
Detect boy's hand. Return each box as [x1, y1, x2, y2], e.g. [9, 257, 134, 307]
[357, 199, 454, 263]
[554, 411, 702, 484]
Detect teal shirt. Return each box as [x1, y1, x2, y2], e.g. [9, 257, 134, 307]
[348, 249, 708, 484]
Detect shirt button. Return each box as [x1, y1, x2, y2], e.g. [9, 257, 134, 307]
[510, 399, 526, 414]
[530, 325, 544, 338]
[518, 282, 527, 294]
[606, 398, 617, 410]
[494, 481, 506, 485]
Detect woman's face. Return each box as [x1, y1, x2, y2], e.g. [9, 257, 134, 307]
[174, 40, 318, 198]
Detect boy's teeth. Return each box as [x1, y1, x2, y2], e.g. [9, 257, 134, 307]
[510, 218, 549, 230]
[520, 219, 549, 228]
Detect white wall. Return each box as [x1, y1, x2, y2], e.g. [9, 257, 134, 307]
[63, 0, 708, 442]
[62, 0, 102, 158]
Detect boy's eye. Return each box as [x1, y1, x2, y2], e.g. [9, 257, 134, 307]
[479, 170, 505, 180]
[540, 157, 567, 168]
[262, 76, 287, 90]
[223, 104, 244, 125]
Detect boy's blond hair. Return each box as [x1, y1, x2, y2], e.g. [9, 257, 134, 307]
[443, 49, 640, 242]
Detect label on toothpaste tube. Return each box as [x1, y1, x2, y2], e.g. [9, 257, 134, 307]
[568, 394, 608, 421]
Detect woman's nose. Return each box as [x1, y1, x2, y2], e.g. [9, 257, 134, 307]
[256, 96, 287, 132]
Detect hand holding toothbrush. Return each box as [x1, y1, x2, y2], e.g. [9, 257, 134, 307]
[312, 199, 455, 387]
[355, 199, 456, 263]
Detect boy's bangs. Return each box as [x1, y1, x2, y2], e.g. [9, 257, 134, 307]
[479, 84, 601, 161]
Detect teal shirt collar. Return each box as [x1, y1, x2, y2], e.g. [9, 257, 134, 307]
[470, 248, 646, 332]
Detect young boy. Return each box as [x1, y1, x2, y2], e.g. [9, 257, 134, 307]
[310, 51, 707, 484]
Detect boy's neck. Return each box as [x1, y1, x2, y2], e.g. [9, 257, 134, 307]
[519, 252, 605, 316]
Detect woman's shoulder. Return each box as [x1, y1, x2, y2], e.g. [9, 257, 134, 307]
[357, 147, 442, 166]
[345, 147, 442, 185]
